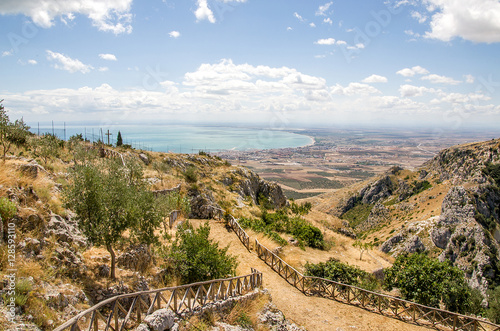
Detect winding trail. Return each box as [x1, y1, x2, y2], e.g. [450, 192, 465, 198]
[193, 219, 431, 331]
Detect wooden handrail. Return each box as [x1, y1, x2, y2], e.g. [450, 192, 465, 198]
[55, 270, 262, 331]
[227, 217, 500, 331]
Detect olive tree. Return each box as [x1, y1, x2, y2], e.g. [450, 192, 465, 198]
[64, 158, 169, 279]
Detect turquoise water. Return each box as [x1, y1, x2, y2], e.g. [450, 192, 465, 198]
[32, 124, 314, 153]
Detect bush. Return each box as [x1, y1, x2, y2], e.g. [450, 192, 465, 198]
[0, 197, 16, 221]
[240, 211, 325, 249]
[487, 286, 500, 323]
[384, 253, 473, 314]
[183, 166, 198, 183]
[305, 258, 379, 291]
[165, 221, 238, 284]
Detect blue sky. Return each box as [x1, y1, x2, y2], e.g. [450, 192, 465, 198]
[1, 0, 499, 131]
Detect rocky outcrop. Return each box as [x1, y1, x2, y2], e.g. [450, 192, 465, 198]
[422, 139, 500, 184]
[189, 189, 222, 219]
[51, 243, 87, 279]
[45, 213, 88, 248]
[19, 161, 47, 178]
[336, 176, 395, 215]
[355, 202, 389, 232]
[439, 186, 476, 225]
[222, 167, 287, 209]
[117, 245, 152, 273]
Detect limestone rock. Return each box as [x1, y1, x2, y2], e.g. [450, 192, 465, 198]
[431, 226, 451, 249]
[51, 244, 87, 279]
[380, 234, 405, 254]
[117, 245, 152, 273]
[402, 235, 425, 254]
[139, 153, 150, 165]
[189, 190, 222, 219]
[439, 186, 476, 225]
[45, 213, 87, 248]
[143, 308, 176, 331]
[19, 161, 46, 178]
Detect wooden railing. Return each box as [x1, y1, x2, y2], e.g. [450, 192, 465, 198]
[225, 218, 500, 331]
[54, 269, 262, 331]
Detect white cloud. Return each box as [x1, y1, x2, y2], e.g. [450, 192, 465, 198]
[347, 43, 365, 50]
[396, 66, 429, 77]
[46, 50, 93, 73]
[195, 0, 216, 23]
[399, 84, 436, 97]
[411, 11, 427, 23]
[98, 67, 109, 72]
[336, 40, 347, 45]
[316, 2, 333, 16]
[421, 74, 461, 85]
[28, 59, 37, 65]
[99, 53, 117, 61]
[294, 12, 305, 22]
[323, 17, 333, 25]
[362, 74, 388, 83]
[309, 23, 316, 28]
[464, 74, 475, 84]
[0, 0, 133, 34]
[2, 50, 13, 57]
[331, 82, 381, 96]
[287, 27, 293, 31]
[422, 0, 500, 43]
[169, 30, 180, 38]
[315, 38, 336, 45]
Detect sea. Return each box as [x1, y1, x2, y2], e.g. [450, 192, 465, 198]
[31, 124, 314, 154]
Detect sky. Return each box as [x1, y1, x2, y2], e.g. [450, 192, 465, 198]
[1, 0, 500, 132]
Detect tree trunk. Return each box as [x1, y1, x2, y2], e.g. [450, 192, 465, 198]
[107, 244, 116, 279]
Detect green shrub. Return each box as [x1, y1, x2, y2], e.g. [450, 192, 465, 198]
[384, 253, 473, 314]
[165, 221, 238, 284]
[487, 286, 500, 323]
[0, 197, 17, 221]
[305, 258, 379, 291]
[183, 166, 198, 183]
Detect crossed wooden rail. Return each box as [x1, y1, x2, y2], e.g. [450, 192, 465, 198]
[225, 215, 500, 331]
[54, 269, 262, 331]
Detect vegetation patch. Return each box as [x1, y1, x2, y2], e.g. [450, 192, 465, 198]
[305, 258, 379, 291]
[341, 203, 373, 229]
[239, 207, 325, 250]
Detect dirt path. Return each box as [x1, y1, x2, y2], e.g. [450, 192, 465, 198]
[191, 219, 431, 331]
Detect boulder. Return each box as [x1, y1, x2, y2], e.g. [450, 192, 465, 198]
[139, 153, 150, 165]
[143, 309, 176, 331]
[19, 161, 46, 178]
[380, 234, 404, 254]
[431, 226, 451, 249]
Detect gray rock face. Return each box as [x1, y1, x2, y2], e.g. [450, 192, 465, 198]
[439, 186, 476, 225]
[380, 234, 404, 254]
[117, 245, 152, 273]
[431, 227, 451, 249]
[402, 235, 425, 254]
[143, 309, 176, 331]
[232, 168, 286, 209]
[189, 190, 222, 219]
[360, 176, 394, 205]
[45, 213, 87, 248]
[337, 175, 395, 215]
[257, 302, 306, 331]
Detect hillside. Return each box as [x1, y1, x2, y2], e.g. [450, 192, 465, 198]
[1, 132, 499, 330]
[309, 138, 500, 302]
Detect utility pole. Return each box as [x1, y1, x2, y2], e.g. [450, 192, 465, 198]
[105, 130, 112, 146]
